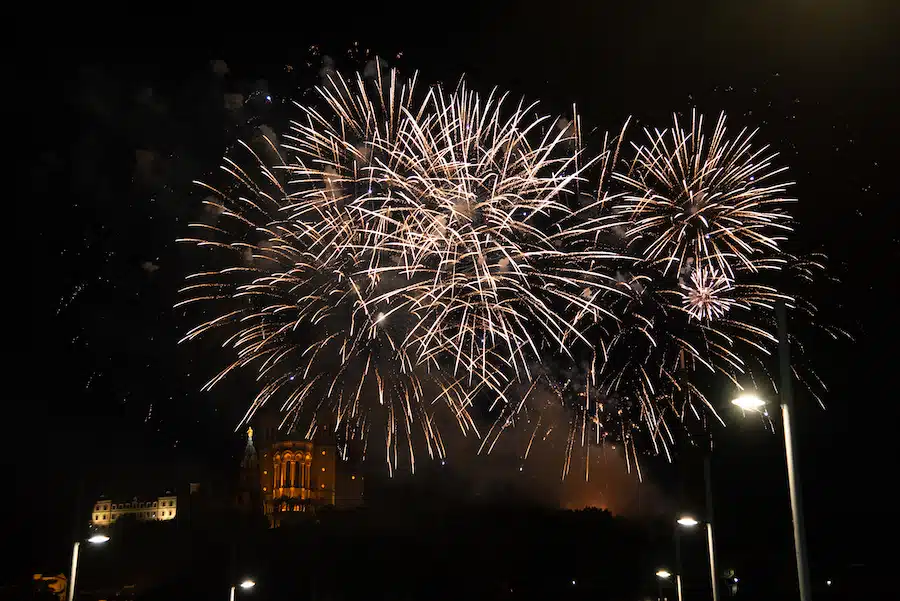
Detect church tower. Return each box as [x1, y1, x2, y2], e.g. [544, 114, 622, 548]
[245, 410, 360, 526]
[236, 427, 261, 514]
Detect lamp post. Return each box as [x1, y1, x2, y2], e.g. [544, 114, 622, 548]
[732, 386, 812, 601]
[67, 534, 109, 601]
[697, 447, 721, 601]
[656, 569, 672, 601]
[674, 516, 700, 601]
[229, 579, 256, 601]
[730, 301, 811, 600]
[676, 348, 720, 601]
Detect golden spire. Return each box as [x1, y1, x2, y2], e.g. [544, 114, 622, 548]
[247, 426, 253, 441]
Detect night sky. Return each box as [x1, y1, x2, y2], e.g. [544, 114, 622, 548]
[8, 0, 900, 590]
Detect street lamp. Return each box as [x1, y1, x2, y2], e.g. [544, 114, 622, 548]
[229, 578, 256, 601]
[656, 570, 671, 601]
[731, 385, 812, 601]
[731, 394, 765, 412]
[68, 533, 109, 601]
[673, 516, 702, 601]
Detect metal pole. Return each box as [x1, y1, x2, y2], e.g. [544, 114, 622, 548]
[67, 542, 80, 601]
[674, 531, 684, 601]
[703, 454, 720, 601]
[68, 478, 85, 601]
[777, 300, 812, 601]
[229, 540, 236, 601]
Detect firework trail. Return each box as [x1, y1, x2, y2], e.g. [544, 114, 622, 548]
[516, 112, 847, 477]
[178, 64, 624, 471]
[611, 110, 795, 278]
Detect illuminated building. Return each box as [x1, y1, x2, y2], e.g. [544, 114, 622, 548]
[90, 494, 177, 527]
[242, 413, 364, 527]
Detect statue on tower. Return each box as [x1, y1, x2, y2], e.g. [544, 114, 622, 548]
[236, 426, 261, 516]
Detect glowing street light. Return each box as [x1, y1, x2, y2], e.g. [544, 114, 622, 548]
[229, 578, 257, 600]
[731, 394, 765, 411]
[68, 534, 110, 601]
[655, 568, 674, 601]
[672, 517, 700, 601]
[733, 303, 815, 601]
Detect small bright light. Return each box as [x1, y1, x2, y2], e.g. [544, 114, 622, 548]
[240, 580, 255, 589]
[732, 394, 765, 411]
[571, 580, 576, 586]
[265, 95, 271, 101]
[677, 516, 699, 527]
[656, 570, 671, 579]
[87, 534, 109, 544]
[826, 580, 832, 586]
[734, 577, 739, 583]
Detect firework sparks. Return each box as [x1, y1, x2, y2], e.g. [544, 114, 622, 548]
[179, 58, 845, 476]
[612, 110, 795, 278]
[679, 265, 735, 321]
[178, 64, 623, 471]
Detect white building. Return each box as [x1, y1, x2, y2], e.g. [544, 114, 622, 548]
[91, 495, 177, 527]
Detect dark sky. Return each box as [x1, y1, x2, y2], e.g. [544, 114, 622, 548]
[9, 0, 900, 588]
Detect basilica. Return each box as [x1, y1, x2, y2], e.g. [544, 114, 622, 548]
[238, 414, 364, 526]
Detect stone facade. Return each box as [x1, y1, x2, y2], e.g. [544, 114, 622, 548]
[91, 495, 177, 527]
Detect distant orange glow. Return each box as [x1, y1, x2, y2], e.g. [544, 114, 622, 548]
[562, 499, 609, 511]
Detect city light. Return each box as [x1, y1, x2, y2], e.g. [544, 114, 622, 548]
[656, 570, 672, 579]
[731, 394, 765, 411]
[677, 516, 699, 527]
[87, 534, 109, 544]
[240, 580, 256, 589]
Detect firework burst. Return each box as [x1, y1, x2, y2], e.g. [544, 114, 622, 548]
[533, 116, 843, 473]
[178, 64, 624, 471]
[612, 110, 795, 277]
[179, 56, 845, 476]
[679, 265, 735, 321]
